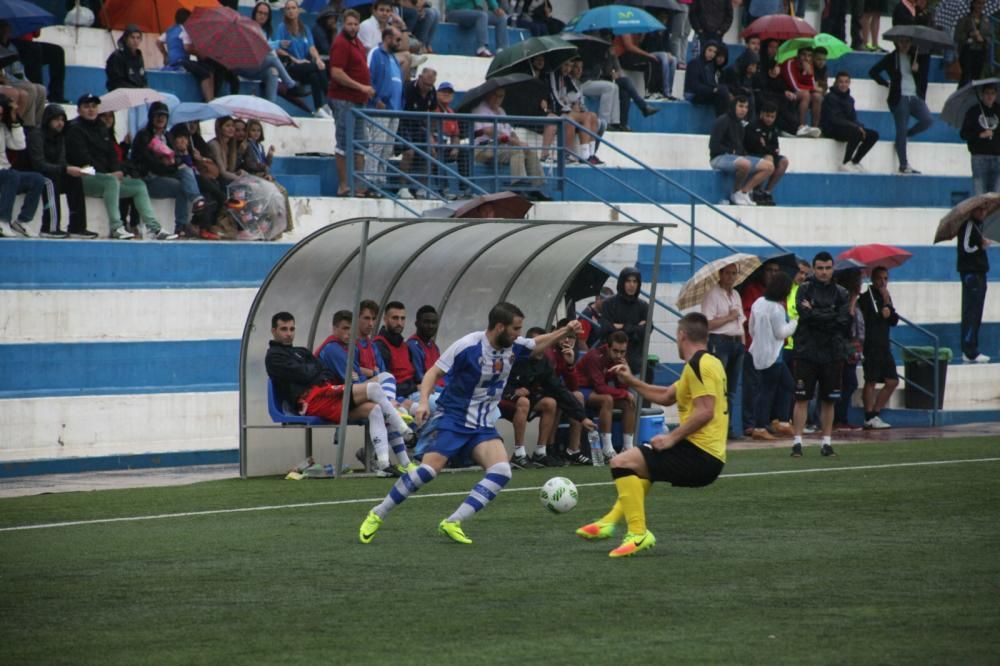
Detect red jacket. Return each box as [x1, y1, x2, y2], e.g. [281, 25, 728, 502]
[576, 344, 630, 399]
[781, 58, 815, 92]
[545, 348, 580, 391]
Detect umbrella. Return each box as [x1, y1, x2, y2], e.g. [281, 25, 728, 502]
[456, 73, 541, 114]
[168, 101, 228, 127]
[934, 0, 1000, 35]
[422, 191, 533, 219]
[99, 88, 167, 113]
[100, 0, 220, 33]
[0, 0, 55, 39]
[625, 0, 685, 13]
[210, 94, 299, 126]
[675, 253, 761, 310]
[486, 36, 578, 79]
[737, 252, 800, 294]
[184, 6, 269, 71]
[775, 37, 814, 64]
[741, 15, 816, 42]
[564, 4, 665, 36]
[934, 192, 1000, 243]
[564, 262, 614, 303]
[836, 244, 913, 273]
[833, 257, 866, 274]
[559, 32, 612, 65]
[941, 78, 1000, 129]
[882, 24, 954, 51]
[776, 33, 851, 64]
[982, 209, 1000, 244]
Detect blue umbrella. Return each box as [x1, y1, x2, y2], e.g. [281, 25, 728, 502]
[0, 0, 55, 39]
[301, 0, 335, 10]
[564, 4, 665, 36]
[168, 101, 228, 128]
[343, 0, 372, 7]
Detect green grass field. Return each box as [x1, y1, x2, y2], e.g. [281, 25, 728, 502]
[2, 437, 999, 665]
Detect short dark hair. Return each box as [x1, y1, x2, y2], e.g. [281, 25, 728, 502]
[677, 312, 708, 343]
[734, 94, 750, 105]
[764, 272, 793, 302]
[526, 326, 546, 338]
[608, 330, 629, 346]
[385, 300, 405, 313]
[373, 0, 393, 8]
[382, 27, 398, 41]
[272, 311, 294, 328]
[813, 46, 827, 55]
[175, 8, 191, 23]
[415, 304, 437, 319]
[759, 100, 778, 114]
[359, 299, 379, 316]
[813, 251, 834, 266]
[871, 265, 888, 279]
[333, 310, 353, 326]
[488, 302, 524, 329]
[835, 70, 851, 80]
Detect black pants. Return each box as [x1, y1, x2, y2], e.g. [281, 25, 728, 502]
[825, 125, 880, 163]
[619, 53, 664, 97]
[286, 61, 328, 111]
[42, 173, 86, 233]
[821, 0, 848, 42]
[959, 47, 987, 88]
[15, 40, 65, 101]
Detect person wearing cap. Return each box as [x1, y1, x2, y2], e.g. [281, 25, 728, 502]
[65, 94, 176, 240]
[432, 79, 470, 196]
[131, 102, 207, 238]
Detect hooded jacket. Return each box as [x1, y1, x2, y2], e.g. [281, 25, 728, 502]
[746, 116, 780, 159]
[709, 100, 748, 158]
[689, 0, 733, 36]
[792, 276, 851, 363]
[27, 104, 68, 179]
[130, 102, 178, 177]
[600, 267, 649, 374]
[65, 113, 120, 173]
[722, 49, 759, 99]
[105, 24, 147, 90]
[266, 341, 340, 407]
[820, 84, 861, 136]
[960, 99, 1000, 156]
[684, 42, 720, 98]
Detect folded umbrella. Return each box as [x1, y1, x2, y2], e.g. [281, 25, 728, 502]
[741, 15, 816, 42]
[675, 253, 761, 310]
[940, 77, 1000, 129]
[935, 192, 1000, 243]
[486, 36, 578, 79]
[210, 94, 298, 126]
[836, 244, 912, 274]
[0, 0, 55, 39]
[99, 88, 167, 113]
[882, 24, 954, 51]
[564, 4, 665, 36]
[184, 6, 269, 71]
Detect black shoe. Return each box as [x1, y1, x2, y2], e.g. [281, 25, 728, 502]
[790, 443, 803, 457]
[565, 450, 593, 465]
[69, 230, 99, 239]
[510, 453, 531, 470]
[376, 465, 402, 478]
[641, 106, 660, 118]
[531, 452, 565, 467]
[40, 229, 69, 238]
[286, 84, 310, 97]
[820, 444, 837, 457]
[529, 190, 551, 202]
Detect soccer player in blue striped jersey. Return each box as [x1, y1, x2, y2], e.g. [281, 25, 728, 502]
[359, 302, 583, 544]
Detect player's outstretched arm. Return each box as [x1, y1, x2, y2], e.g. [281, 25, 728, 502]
[611, 363, 676, 406]
[651, 395, 714, 451]
[530, 320, 583, 354]
[414, 366, 444, 425]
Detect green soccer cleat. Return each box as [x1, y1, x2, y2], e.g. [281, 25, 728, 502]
[438, 519, 472, 544]
[397, 461, 420, 474]
[608, 530, 656, 558]
[575, 521, 616, 540]
[359, 510, 383, 544]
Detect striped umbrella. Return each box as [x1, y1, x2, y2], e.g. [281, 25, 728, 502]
[184, 6, 269, 71]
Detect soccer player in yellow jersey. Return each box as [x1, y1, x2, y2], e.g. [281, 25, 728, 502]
[575, 312, 728, 557]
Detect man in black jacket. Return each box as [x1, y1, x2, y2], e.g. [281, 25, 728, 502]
[27, 103, 95, 238]
[821, 72, 880, 172]
[708, 95, 774, 206]
[600, 266, 649, 375]
[745, 101, 789, 205]
[960, 83, 1000, 196]
[689, 0, 732, 51]
[65, 94, 174, 240]
[858, 266, 899, 429]
[956, 204, 991, 363]
[790, 252, 850, 458]
[868, 36, 931, 174]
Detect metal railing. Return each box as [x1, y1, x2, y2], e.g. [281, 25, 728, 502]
[890, 313, 942, 426]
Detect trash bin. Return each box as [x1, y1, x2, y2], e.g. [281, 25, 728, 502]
[902, 346, 952, 409]
[644, 354, 660, 384]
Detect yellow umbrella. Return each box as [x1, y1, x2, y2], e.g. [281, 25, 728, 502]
[675, 253, 761, 310]
[934, 192, 1000, 243]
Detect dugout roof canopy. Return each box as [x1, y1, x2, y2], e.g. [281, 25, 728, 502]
[239, 217, 675, 477]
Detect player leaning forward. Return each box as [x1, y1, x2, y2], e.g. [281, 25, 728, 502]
[577, 313, 728, 558]
[359, 303, 583, 545]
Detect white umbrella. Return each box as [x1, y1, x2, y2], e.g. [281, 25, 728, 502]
[675, 253, 761, 310]
[99, 87, 167, 113]
[210, 94, 299, 127]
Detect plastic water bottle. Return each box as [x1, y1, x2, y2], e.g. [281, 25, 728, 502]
[588, 430, 604, 466]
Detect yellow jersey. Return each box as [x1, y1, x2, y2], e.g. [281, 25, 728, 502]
[673, 350, 728, 462]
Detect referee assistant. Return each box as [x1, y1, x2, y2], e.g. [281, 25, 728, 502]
[575, 312, 728, 558]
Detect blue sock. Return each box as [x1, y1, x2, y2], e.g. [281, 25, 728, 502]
[389, 431, 410, 466]
[373, 463, 436, 518]
[447, 462, 512, 523]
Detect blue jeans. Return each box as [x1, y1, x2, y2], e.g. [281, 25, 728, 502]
[890, 95, 933, 168]
[960, 271, 988, 359]
[236, 51, 295, 103]
[754, 361, 794, 428]
[446, 9, 509, 52]
[144, 166, 200, 228]
[708, 334, 745, 436]
[971, 154, 1000, 196]
[0, 168, 47, 223]
[652, 51, 677, 97]
[401, 6, 440, 47]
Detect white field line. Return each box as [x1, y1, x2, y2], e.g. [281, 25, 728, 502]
[2, 457, 998, 533]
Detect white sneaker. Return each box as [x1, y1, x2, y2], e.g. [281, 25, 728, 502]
[864, 415, 892, 430]
[807, 126, 822, 138]
[313, 106, 333, 119]
[852, 162, 866, 173]
[112, 227, 135, 240]
[153, 230, 179, 241]
[397, 187, 413, 199]
[10, 220, 34, 237]
[839, 162, 857, 173]
[963, 353, 990, 363]
[796, 125, 813, 137]
[731, 190, 756, 206]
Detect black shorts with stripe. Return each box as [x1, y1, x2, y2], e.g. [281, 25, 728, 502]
[639, 440, 724, 487]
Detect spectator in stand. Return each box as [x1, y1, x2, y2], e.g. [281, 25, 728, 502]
[961, 83, 1000, 195]
[515, 0, 564, 37]
[472, 88, 549, 201]
[709, 95, 775, 206]
[571, 56, 620, 133]
[669, 0, 692, 63]
[616, 27, 678, 102]
[12, 29, 66, 104]
[812, 47, 830, 94]
[759, 38, 780, 74]
[545, 320, 600, 464]
[397, 66, 437, 199]
[131, 102, 208, 239]
[757, 59, 803, 136]
[0, 22, 45, 127]
[267, 311, 415, 478]
[684, 40, 730, 116]
[833, 267, 864, 430]
[446, 0, 509, 57]
[400, 1, 441, 51]
[27, 104, 93, 239]
[701, 262, 747, 439]
[790, 252, 850, 458]
[860, 0, 887, 52]
[858, 266, 900, 429]
[549, 58, 604, 165]
[105, 24, 147, 91]
[366, 26, 405, 192]
[431, 80, 472, 196]
[580, 286, 615, 349]
[375, 301, 420, 399]
[158, 9, 220, 102]
[586, 29, 659, 131]
[741, 260, 781, 435]
[821, 72, 881, 172]
[0, 95, 49, 238]
[360, 1, 418, 81]
[956, 202, 992, 363]
[407, 304, 444, 387]
[329, 10, 376, 197]
[748, 271, 797, 440]
[206, 116, 245, 185]
[600, 266, 649, 376]
[869, 35, 932, 174]
[893, 0, 932, 26]
[781, 47, 824, 138]
[954, 0, 994, 87]
[65, 94, 175, 240]
[240, 119, 293, 233]
[169, 124, 224, 239]
[97, 110, 141, 233]
[250, 1, 312, 106]
[276, 0, 333, 118]
[312, 6, 340, 62]
[723, 49, 761, 119]
[745, 100, 789, 205]
[689, 0, 733, 50]
[747, 0, 781, 25]
[578, 330, 637, 458]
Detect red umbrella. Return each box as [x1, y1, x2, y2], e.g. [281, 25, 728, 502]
[184, 6, 269, 71]
[741, 15, 817, 41]
[101, 0, 220, 33]
[836, 244, 912, 274]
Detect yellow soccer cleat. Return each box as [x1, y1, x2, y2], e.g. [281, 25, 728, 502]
[359, 510, 383, 544]
[575, 521, 616, 540]
[397, 461, 420, 474]
[438, 519, 472, 544]
[608, 530, 656, 558]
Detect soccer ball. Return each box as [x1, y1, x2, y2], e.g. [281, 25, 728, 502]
[539, 477, 578, 513]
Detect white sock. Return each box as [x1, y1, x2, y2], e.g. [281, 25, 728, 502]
[447, 462, 512, 522]
[514, 445, 526, 457]
[793, 435, 803, 445]
[623, 434, 634, 450]
[389, 431, 410, 466]
[579, 142, 593, 159]
[822, 436, 832, 446]
[367, 405, 390, 468]
[373, 463, 437, 518]
[367, 382, 411, 437]
[601, 432, 614, 453]
[377, 372, 398, 402]
[535, 445, 547, 457]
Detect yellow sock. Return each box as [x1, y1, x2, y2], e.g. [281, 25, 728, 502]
[598, 500, 624, 526]
[614, 474, 647, 535]
[640, 478, 652, 496]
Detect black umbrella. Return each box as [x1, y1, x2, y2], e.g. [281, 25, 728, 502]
[486, 35, 579, 79]
[565, 262, 615, 303]
[883, 24, 954, 50]
[456, 74, 551, 118]
[559, 32, 612, 66]
[941, 77, 1000, 129]
[736, 251, 800, 293]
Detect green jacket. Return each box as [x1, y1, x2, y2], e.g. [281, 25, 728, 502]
[447, 0, 498, 11]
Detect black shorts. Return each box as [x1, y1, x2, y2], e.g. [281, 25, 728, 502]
[639, 440, 724, 488]
[793, 358, 843, 402]
[862, 349, 898, 383]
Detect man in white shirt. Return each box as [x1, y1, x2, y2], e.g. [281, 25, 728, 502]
[359, 0, 418, 79]
[700, 263, 745, 439]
